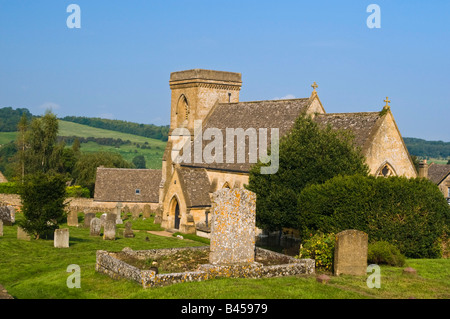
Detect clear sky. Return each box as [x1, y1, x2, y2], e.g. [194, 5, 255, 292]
[0, 0, 449, 141]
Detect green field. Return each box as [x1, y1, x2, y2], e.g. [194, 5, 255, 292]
[0, 213, 449, 300]
[0, 120, 167, 169]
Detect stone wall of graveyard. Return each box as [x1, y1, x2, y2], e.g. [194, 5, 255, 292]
[0, 193, 159, 213]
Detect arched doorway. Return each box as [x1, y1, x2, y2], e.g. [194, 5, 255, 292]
[174, 201, 181, 230]
[170, 196, 181, 230]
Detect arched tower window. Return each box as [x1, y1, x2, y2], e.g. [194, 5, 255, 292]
[176, 95, 189, 127]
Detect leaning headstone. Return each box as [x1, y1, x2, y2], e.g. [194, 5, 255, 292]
[54, 229, 69, 248]
[209, 188, 257, 265]
[0, 206, 14, 226]
[103, 220, 116, 240]
[67, 210, 79, 227]
[334, 229, 368, 276]
[17, 227, 31, 241]
[84, 213, 96, 228]
[123, 221, 135, 238]
[90, 218, 102, 236]
[0, 220, 3, 237]
[142, 204, 152, 219]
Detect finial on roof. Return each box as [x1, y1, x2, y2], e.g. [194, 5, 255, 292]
[384, 96, 391, 109]
[311, 82, 318, 95]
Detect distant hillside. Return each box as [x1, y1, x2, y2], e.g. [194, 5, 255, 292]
[61, 116, 169, 141]
[403, 137, 450, 159]
[0, 107, 33, 132]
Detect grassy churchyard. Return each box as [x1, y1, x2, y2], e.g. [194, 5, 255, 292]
[0, 213, 449, 299]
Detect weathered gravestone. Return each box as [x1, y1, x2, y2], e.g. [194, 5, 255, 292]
[131, 205, 140, 220]
[115, 203, 123, 224]
[0, 205, 14, 226]
[334, 229, 368, 276]
[84, 213, 96, 228]
[100, 213, 107, 227]
[17, 227, 31, 241]
[67, 210, 78, 227]
[0, 220, 3, 237]
[209, 188, 257, 265]
[90, 217, 102, 236]
[142, 204, 152, 219]
[54, 229, 69, 248]
[103, 219, 116, 240]
[154, 206, 163, 224]
[123, 221, 135, 238]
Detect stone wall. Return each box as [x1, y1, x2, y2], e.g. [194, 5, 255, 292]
[0, 194, 159, 214]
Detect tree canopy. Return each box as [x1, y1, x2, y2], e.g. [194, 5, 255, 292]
[246, 113, 369, 232]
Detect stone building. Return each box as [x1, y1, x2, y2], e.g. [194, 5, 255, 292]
[93, 167, 161, 210]
[419, 160, 450, 203]
[158, 69, 417, 233]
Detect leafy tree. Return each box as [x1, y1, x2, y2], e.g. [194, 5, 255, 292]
[132, 155, 146, 169]
[246, 113, 369, 232]
[73, 152, 132, 195]
[18, 172, 67, 239]
[21, 111, 65, 175]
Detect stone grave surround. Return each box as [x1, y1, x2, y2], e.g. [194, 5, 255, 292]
[209, 188, 257, 265]
[334, 229, 368, 276]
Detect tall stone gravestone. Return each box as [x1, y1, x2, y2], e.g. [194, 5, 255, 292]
[209, 188, 256, 265]
[334, 229, 368, 276]
[54, 229, 69, 248]
[103, 213, 116, 240]
[0, 220, 3, 237]
[143, 204, 152, 219]
[131, 205, 140, 220]
[67, 210, 78, 227]
[84, 212, 96, 228]
[90, 217, 102, 236]
[115, 203, 123, 224]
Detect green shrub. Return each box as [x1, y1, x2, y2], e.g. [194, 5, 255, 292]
[18, 173, 67, 239]
[368, 241, 406, 267]
[66, 185, 91, 198]
[296, 233, 335, 272]
[297, 175, 450, 258]
[0, 182, 20, 194]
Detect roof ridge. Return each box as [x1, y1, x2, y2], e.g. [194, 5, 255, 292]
[219, 98, 309, 105]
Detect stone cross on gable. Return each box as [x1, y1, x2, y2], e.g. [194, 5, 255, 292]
[311, 82, 318, 93]
[384, 96, 391, 109]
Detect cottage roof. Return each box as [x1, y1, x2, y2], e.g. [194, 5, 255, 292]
[94, 168, 161, 203]
[428, 163, 450, 185]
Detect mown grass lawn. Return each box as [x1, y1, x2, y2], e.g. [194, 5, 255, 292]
[0, 213, 449, 299]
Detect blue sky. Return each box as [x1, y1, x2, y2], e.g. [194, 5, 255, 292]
[0, 0, 449, 141]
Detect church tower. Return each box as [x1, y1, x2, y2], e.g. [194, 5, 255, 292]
[159, 69, 242, 213]
[168, 69, 242, 132]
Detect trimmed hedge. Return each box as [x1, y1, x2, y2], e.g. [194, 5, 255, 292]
[297, 175, 450, 258]
[0, 182, 91, 198]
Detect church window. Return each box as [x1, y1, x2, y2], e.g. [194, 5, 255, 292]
[135, 189, 141, 195]
[377, 163, 395, 177]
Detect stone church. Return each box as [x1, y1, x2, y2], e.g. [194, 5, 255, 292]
[94, 69, 418, 234]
